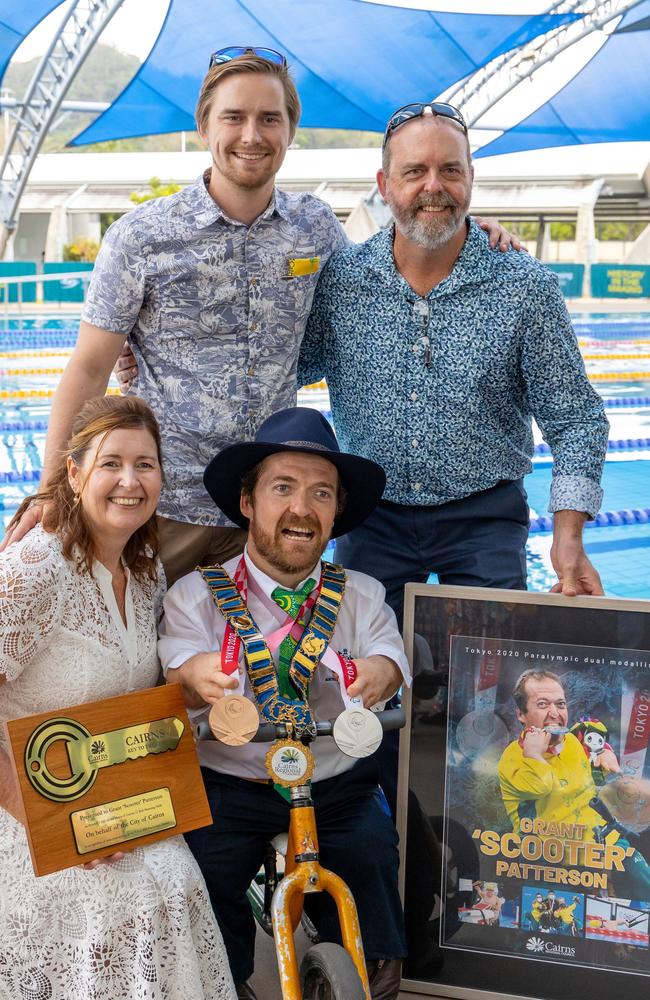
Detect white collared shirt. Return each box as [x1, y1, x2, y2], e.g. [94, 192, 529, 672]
[158, 549, 410, 782]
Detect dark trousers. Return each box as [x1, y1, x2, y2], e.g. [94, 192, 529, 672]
[185, 759, 407, 985]
[335, 481, 529, 976]
[334, 480, 529, 627]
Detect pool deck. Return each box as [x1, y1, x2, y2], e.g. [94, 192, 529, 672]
[1, 296, 649, 316]
[569, 299, 650, 313]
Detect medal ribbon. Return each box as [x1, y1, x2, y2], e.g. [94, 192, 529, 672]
[475, 652, 500, 715]
[199, 559, 346, 733]
[220, 560, 320, 678]
[271, 579, 318, 701]
[245, 570, 360, 707]
[620, 686, 650, 778]
[334, 653, 362, 708]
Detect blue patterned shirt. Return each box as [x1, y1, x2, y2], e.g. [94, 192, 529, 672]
[82, 173, 347, 525]
[298, 221, 608, 517]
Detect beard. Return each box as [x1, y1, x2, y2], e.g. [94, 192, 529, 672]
[388, 192, 469, 250]
[213, 148, 278, 193]
[248, 512, 327, 579]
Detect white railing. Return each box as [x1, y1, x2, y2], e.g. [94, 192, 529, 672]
[0, 270, 92, 317]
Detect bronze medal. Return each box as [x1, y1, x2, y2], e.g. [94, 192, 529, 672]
[209, 695, 259, 746]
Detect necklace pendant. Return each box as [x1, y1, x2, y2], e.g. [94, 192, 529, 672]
[265, 739, 315, 787]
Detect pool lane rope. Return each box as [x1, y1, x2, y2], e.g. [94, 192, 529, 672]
[590, 372, 650, 382]
[530, 508, 650, 532]
[0, 367, 68, 376]
[0, 388, 121, 399]
[603, 397, 650, 408]
[0, 350, 72, 359]
[535, 437, 650, 455]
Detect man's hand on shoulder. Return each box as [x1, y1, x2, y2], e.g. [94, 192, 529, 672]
[550, 510, 604, 597]
[0, 500, 46, 552]
[474, 217, 526, 253]
[167, 652, 238, 709]
[347, 655, 401, 709]
[114, 341, 138, 394]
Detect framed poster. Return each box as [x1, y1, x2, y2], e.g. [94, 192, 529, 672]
[398, 584, 650, 1000]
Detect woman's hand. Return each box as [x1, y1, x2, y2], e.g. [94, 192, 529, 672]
[114, 342, 138, 393]
[81, 851, 127, 870]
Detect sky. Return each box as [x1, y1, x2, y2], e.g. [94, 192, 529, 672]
[13, 0, 582, 62]
[14, 0, 170, 62]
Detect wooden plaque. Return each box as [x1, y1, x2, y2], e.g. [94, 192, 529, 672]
[4, 685, 212, 877]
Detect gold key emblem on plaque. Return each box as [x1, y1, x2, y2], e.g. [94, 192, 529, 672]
[24, 716, 184, 802]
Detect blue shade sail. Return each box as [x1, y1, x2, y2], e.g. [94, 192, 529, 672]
[70, 0, 579, 144]
[0, 2, 63, 83]
[475, 0, 650, 157]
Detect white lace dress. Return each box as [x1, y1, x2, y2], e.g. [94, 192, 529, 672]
[0, 526, 235, 1000]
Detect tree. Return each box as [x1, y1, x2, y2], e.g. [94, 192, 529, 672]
[4, 45, 141, 154]
[63, 237, 100, 262]
[595, 221, 646, 241]
[130, 177, 182, 204]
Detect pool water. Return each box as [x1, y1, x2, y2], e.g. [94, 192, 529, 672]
[523, 461, 650, 600]
[1, 312, 649, 600]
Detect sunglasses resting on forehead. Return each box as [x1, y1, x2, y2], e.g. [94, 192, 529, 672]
[209, 45, 287, 69]
[383, 102, 468, 147]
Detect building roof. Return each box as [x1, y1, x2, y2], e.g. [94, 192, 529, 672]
[18, 142, 650, 220]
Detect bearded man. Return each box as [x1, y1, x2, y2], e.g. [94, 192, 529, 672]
[159, 406, 410, 1000]
[298, 101, 609, 625]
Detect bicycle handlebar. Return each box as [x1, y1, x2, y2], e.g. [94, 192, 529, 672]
[193, 707, 405, 744]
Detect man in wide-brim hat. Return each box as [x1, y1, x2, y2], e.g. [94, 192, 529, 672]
[159, 406, 410, 1000]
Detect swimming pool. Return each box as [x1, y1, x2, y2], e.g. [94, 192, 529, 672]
[1, 311, 649, 600]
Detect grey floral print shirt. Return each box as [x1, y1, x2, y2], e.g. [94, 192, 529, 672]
[82, 172, 347, 525]
[298, 221, 608, 517]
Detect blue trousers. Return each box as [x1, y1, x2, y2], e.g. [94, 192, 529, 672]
[335, 480, 529, 627]
[185, 758, 407, 984]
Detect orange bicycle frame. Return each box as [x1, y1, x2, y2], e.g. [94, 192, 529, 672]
[270, 782, 371, 1000]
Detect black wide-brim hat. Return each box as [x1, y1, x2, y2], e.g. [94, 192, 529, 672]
[203, 407, 386, 538]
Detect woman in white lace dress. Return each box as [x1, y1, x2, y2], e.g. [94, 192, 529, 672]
[0, 396, 235, 1000]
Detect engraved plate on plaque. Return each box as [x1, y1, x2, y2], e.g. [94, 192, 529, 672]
[71, 787, 177, 854]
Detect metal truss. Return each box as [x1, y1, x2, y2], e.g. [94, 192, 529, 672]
[362, 0, 644, 228]
[0, 0, 127, 257]
[447, 0, 644, 129]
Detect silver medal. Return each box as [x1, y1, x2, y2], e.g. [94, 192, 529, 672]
[455, 710, 509, 759]
[333, 707, 383, 758]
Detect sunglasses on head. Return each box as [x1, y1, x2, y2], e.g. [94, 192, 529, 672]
[383, 102, 467, 147]
[209, 46, 287, 70]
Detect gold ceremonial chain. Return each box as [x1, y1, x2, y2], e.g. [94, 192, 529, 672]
[199, 562, 346, 733]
